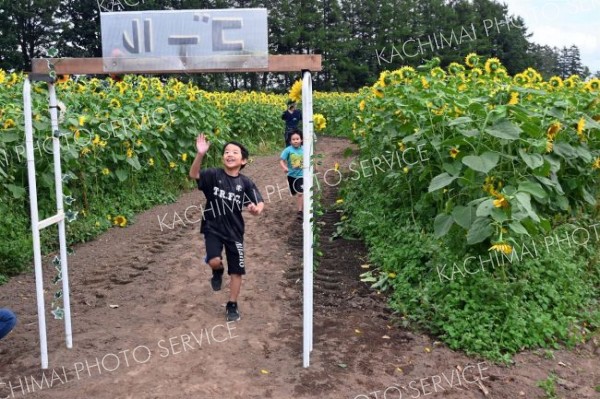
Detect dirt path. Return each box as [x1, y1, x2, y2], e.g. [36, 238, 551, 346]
[1, 137, 598, 399]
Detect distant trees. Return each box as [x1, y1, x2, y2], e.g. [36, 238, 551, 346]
[0, 0, 595, 89]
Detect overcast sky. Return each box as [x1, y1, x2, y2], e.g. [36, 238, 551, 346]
[499, 0, 600, 74]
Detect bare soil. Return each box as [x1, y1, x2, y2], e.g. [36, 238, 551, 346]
[1, 137, 598, 399]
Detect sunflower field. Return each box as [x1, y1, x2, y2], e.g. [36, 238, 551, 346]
[0, 73, 349, 277]
[339, 54, 600, 360]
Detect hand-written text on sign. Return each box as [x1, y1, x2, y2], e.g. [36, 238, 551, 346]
[100, 9, 268, 72]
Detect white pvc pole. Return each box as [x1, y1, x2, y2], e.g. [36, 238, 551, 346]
[48, 84, 73, 349]
[24, 78, 49, 369]
[302, 71, 314, 368]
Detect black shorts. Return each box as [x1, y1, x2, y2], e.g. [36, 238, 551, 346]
[287, 176, 303, 195]
[204, 233, 246, 275]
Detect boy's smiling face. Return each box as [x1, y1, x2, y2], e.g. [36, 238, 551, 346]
[290, 133, 302, 148]
[222, 143, 246, 173]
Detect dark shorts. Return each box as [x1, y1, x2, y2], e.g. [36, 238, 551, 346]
[287, 176, 303, 195]
[204, 233, 246, 275]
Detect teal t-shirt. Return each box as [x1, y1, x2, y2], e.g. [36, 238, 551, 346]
[280, 145, 303, 178]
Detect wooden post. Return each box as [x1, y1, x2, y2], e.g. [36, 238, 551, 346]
[31, 55, 322, 75]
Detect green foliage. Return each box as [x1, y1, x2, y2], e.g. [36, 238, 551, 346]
[537, 373, 559, 399]
[355, 58, 600, 249]
[342, 186, 600, 360]
[0, 71, 352, 276]
[2, 0, 582, 89]
[338, 57, 600, 359]
[0, 202, 33, 276]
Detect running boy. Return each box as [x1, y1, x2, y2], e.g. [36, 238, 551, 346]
[279, 129, 303, 220]
[189, 134, 264, 322]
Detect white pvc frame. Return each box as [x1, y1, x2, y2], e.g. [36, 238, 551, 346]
[22, 71, 314, 370]
[23, 78, 73, 369]
[302, 71, 314, 368]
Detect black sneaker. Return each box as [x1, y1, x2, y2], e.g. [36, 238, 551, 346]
[210, 268, 224, 291]
[226, 301, 241, 322]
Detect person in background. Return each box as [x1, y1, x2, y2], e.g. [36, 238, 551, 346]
[0, 308, 16, 340]
[279, 129, 304, 220]
[281, 100, 302, 146]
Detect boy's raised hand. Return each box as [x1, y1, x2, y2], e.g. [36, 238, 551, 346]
[196, 134, 210, 156]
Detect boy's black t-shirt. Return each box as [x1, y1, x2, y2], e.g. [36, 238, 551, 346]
[197, 168, 263, 243]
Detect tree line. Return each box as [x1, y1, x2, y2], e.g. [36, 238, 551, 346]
[0, 0, 595, 91]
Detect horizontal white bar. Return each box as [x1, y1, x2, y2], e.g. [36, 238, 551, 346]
[38, 212, 65, 230]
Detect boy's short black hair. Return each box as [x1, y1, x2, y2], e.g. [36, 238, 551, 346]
[223, 141, 250, 169]
[289, 128, 303, 141]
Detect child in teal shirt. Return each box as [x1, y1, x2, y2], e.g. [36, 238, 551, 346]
[279, 129, 303, 219]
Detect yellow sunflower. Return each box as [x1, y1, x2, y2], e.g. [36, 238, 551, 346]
[484, 57, 502, 74]
[313, 113, 327, 131]
[102, 168, 110, 175]
[376, 71, 389, 87]
[449, 148, 459, 159]
[289, 80, 302, 102]
[547, 122, 561, 141]
[489, 242, 512, 255]
[469, 68, 483, 79]
[447, 62, 465, 75]
[113, 215, 127, 227]
[78, 115, 86, 126]
[359, 100, 366, 111]
[593, 158, 600, 169]
[148, 158, 155, 166]
[494, 68, 508, 80]
[371, 85, 384, 98]
[513, 73, 529, 85]
[56, 74, 70, 84]
[585, 78, 600, 91]
[2, 118, 15, 129]
[181, 153, 188, 162]
[465, 53, 479, 68]
[565, 75, 581, 89]
[577, 117, 586, 141]
[525, 68, 542, 83]
[109, 98, 121, 108]
[508, 92, 519, 105]
[493, 195, 509, 209]
[548, 76, 563, 89]
[430, 67, 446, 80]
[393, 66, 416, 81]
